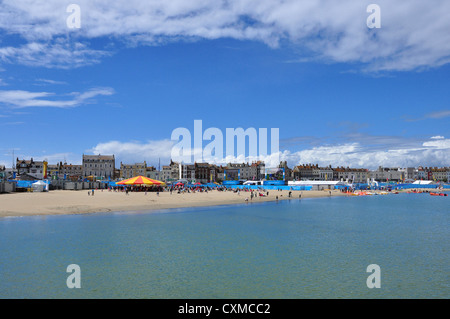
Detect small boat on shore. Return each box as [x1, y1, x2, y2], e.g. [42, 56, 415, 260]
[351, 191, 375, 196]
[430, 192, 448, 196]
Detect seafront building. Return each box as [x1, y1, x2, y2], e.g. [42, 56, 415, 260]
[82, 154, 115, 180]
[176, 163, 224, 183]
[120, 161, 147, 179]
[46, 162, 83, 181]
[119, 161, 162, 181]
[47, 164, 59, 179]
[413, 166, 449, 182]
[292, 164, 315, 180]
[161, 165, 172, 182]
[223, 162, 265, 181]
[145, 166, 161, 180]
[399, 167, 416, 181]
[416, 166, 429, 180]
[116, 160, 449, 184]
[291, 164, 426, 183]
[315, 165, 334, 181]
[159, 160, 181, 183]
[194, 162, 211, 183]
[59, 162, 83, 180]
[16, 158, 47, 180]
[333, 167, 369, 183]
[215, 165, 225, 182]
[3, 153, 450, 186]
[180, 163, 195, 182]
[251, 161, 266, 180]
[293, 164, 335, 181]
[369, 166, 405, 182]
[428, 167, 449, 182]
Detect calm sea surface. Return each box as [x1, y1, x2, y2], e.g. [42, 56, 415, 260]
[0, 194, 448, 298]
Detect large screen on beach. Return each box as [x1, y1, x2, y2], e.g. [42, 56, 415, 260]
[224, 168, 239, 180]
[265, 167, 285, 180]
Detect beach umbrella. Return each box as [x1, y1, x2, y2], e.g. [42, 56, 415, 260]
[116, 175, 166, 186]
[174, 182, 184, 186]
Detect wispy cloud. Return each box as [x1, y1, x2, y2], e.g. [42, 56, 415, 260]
[404, 109, 450, 122]
[0, 121, 24, 126]
[425, 110, 450, 119]
[0, 87, 114, 109]
[34, 78, 68, 86]
[0, 40, 110, 69]
[0, 0, 449, 71]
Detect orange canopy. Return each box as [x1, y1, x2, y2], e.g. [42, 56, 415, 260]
[116, 176, 165, 186]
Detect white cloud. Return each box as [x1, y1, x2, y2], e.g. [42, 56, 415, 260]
[0, 40, 110, 69]
[422, 138, 450, 149]
[285, 137, 450, 169]
[90, 136, 450, 169]
[34, 78, 68, 85]
[0, 87, 114, 108]
[0, 0, 449, 71]
[90, 139, 176, 165]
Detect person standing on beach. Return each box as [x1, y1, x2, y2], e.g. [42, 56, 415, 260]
[92, 189, 94, 196]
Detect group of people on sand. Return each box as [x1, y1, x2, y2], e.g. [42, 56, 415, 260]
[107, 186, 164, 193]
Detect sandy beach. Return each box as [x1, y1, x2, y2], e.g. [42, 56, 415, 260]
[0, 189, 348, 218]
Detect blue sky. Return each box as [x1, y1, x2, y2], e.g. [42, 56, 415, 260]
[0, 0, 449, 169]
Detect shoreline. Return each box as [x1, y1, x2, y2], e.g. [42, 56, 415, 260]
[0, 188, 445, 218]
[0, 189, 346, 218]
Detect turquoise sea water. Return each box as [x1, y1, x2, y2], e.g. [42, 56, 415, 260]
[0, 194, 448, 298]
